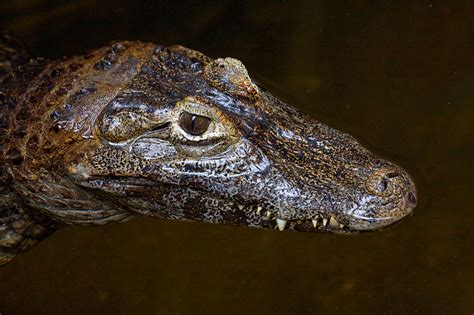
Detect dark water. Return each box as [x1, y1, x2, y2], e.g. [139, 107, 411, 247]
[0, 1, 472, 314]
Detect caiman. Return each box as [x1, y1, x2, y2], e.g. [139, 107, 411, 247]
[0, 32, 417, 265]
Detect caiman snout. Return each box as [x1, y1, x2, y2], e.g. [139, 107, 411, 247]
[345, 165, 418, 231]
[366, 167, 416, 201]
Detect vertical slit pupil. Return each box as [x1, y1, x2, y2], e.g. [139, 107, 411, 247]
[191, 115, 196, 132]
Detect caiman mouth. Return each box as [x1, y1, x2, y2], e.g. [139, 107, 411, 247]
[222, 201, 415, 234]
[227, 202, 355, 233]
[77, 175, 416, 234]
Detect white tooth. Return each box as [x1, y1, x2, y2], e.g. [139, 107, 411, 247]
[329, 216, 338, 227]
[322, 218, 328, 226]
[266, 211, 271, 218]
[276, 218, 287, 231]
[238, 204, 245, 210]
[256, 206, 262, 215]
[339, 224, 345, 229]
[312, 220, 318, 228]
[229, 202, 234, 206]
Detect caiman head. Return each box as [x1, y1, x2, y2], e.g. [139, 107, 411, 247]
[8, 42, 417, 234]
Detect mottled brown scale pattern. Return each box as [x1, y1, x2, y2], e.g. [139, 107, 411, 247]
[0, 36, 417, 265]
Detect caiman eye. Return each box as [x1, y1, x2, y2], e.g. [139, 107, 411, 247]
[179, 112, 211, 136]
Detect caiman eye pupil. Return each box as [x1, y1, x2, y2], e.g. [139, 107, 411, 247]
[179, 112, 211, 136]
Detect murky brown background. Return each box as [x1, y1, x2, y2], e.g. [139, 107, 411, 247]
[0, 1, 472, 314]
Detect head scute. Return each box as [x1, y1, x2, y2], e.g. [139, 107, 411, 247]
[204, 58, 259, 101]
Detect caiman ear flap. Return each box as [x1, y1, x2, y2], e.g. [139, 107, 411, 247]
[203, 58, 260, 102]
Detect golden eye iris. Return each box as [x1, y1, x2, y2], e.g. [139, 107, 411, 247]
[179, 112, 211, 136]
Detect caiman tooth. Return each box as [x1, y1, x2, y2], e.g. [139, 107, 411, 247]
[238, 204, 245, 210]
[256, 206, 262, 215]
[266, 211, 271, 218]
[276, 218, 287, 231]
[312, 220, 318, 228]
[322, 218, 328, 226]
[339, 224, 345, 229]
[329, 216, 339, 227]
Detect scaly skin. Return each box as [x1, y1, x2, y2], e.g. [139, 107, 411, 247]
[0, 38, 417, 265]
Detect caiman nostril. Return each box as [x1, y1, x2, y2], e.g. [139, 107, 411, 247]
[365, 167, 400, 196]
[378, 178, 388, 192]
